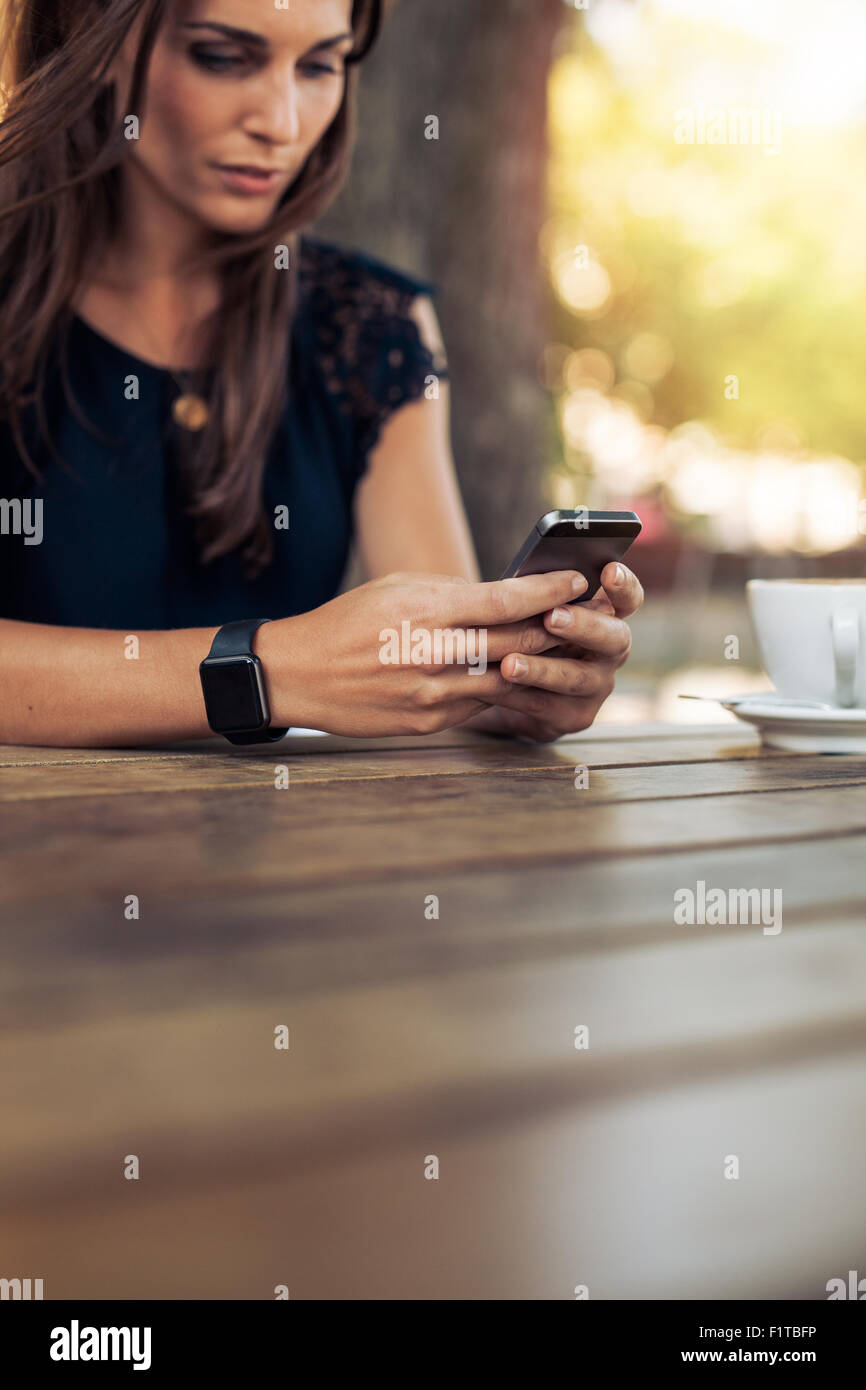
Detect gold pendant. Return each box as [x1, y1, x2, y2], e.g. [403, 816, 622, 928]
[172, 393, 209, 431]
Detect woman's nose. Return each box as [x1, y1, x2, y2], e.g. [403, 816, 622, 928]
[246, 74, 302, 146]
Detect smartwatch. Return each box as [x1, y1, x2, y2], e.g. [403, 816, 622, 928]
[198, 618, 289, 745]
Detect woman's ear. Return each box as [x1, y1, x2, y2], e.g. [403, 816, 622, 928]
[102, 24, 139, 103]
[99, 47, 123, 100]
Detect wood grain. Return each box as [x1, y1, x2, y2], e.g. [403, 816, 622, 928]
[1, 722, 863, 1299]
[3, 774, 866, 907]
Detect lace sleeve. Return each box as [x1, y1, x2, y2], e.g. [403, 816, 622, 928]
[300, 238, 449, 477]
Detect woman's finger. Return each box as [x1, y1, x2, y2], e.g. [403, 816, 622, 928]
[498, 651, 614, 700]
[446, 569, 588, 627]
[473, 680, 596, 732]
[598, 561, 644, 617]
[401, 618, 563, 675]
[480, 616, 566, 662]
[541, 601, 633, 662]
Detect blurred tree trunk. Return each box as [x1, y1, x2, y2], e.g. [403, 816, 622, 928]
[317, 0, 568, 584]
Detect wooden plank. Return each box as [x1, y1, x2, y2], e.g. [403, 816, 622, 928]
[0, 733, 769, 788]
[4, 836, 864, 1011]
[0, 741, 621, 799]
[0, 740, 853, 801]
[0, 921, 863, 1298]
[0, 728, 491, 767]
[0, 720, 752, 768]
[1, 917, 864, 1193]
[2, 776, 865, 902]
[2, 1048, 858, 1299]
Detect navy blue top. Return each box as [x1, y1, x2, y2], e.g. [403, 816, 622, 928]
[0, 235, 446, 630]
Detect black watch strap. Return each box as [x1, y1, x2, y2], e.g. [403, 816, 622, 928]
[207, 617, 271, 659]
[202, 618, 289, 745]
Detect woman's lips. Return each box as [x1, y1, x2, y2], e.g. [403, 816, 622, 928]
[212, 164, 283, 196]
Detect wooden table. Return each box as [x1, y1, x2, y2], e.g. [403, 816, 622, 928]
[2, 721, 865, 1301]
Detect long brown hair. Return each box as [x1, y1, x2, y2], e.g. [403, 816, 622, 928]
[0, 0, 382, 579]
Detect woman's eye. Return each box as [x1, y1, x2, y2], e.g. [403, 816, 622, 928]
[190, 47, 245, 72]
[189, 47, 343, 79]
[301, 62, 341, 79]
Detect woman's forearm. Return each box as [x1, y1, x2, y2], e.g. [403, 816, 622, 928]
[0, 617, 222, 747]
[0, 566, 618, 748]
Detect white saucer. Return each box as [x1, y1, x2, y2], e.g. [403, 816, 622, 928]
[681, 692, 866, 753]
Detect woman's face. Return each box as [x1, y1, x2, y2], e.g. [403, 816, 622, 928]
[113, 0, 355, 234]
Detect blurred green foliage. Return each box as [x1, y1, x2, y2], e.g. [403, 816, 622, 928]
[547, 14, 866, 461]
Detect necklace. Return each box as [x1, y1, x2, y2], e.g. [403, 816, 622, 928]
[109, 290, 213, 432]
[159, 350, 211, 435]
[170, 386, 210, 432]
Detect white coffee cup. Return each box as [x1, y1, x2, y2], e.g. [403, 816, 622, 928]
[746, 579, 866, 708]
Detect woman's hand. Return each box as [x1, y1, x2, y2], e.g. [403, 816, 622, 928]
[259, 568, 591, 738]
[457, 562, 644, 742]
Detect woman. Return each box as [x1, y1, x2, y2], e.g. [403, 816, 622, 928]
[0, 0, 642, 747]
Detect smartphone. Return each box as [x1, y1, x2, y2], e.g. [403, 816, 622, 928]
[500, 509, 642, 604]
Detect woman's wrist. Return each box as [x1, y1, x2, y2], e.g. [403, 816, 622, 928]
[160, 625, 220, 740]
[255, 614, 315, 731]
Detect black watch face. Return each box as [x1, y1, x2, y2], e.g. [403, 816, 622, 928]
[202, 657, 265, 732]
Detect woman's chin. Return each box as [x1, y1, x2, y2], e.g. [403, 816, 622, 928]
[197, 195, 281, 234]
